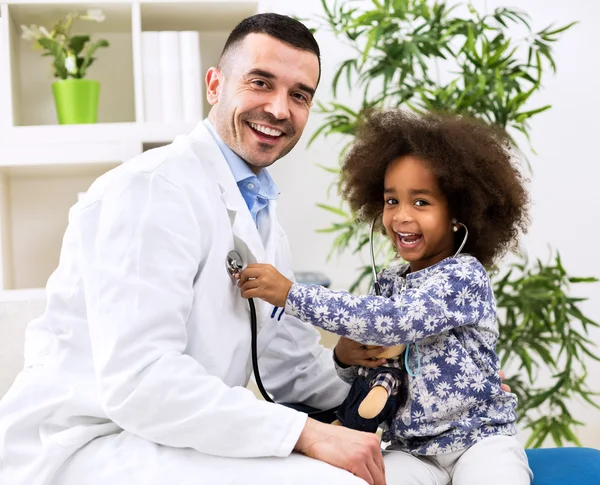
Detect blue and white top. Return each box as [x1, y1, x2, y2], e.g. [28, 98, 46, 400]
[284, 254, 518, 455]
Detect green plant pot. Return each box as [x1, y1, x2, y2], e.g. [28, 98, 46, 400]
[52, 79, 100, 125]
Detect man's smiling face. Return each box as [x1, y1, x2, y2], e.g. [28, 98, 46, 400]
[206, 33, 319, 172]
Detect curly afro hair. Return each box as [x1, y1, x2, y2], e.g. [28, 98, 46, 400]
[340, 109, 530, 267]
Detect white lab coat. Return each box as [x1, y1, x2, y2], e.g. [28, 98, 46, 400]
[0, 123, 350, 484]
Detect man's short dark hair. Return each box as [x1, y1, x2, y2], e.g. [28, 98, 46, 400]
[220, 13, 321, 85]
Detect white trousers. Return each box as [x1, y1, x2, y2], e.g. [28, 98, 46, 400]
[54, 432, 531, 485]
[383, 435, 533, 485]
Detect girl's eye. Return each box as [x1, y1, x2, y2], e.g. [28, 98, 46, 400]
[414, 199, 429, 207]
[385, 198, 398, 205]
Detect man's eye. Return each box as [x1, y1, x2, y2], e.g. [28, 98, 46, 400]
[252, 80, 267, 88]
[293, 92, 308, 102]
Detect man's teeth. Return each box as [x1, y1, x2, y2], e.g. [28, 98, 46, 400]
[249, 122, 282, 137]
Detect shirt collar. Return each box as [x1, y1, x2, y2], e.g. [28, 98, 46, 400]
[203, 119, 279, 200]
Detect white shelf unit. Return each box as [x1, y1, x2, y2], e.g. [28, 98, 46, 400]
[0, 0, 261, 298]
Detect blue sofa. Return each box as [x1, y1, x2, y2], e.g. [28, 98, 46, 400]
[527, 448, 600, 484]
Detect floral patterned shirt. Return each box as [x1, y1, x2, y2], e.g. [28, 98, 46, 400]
[285, 254, 518, 455]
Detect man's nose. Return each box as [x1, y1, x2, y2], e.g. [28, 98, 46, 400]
[265, 90, 290, 120]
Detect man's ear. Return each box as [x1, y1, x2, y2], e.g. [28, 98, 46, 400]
[205, 67, 221, 106]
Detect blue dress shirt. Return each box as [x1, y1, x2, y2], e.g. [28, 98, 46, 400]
[204, 119, 279, 225]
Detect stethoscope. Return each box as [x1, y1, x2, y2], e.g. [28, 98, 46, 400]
[226, 251, 275, 403]
[226, 251, 337, 421]
[226, 214, 468, 406]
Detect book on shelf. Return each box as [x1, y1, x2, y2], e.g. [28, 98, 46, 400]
[142, 31, 203, 124]
[0, 21, 8, 128]
[141, 31, 163, 123]
[179, 31, 202, 123]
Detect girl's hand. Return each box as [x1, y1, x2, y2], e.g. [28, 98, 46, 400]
[335, 337, 387, 368]
[238, 264, 293, 307]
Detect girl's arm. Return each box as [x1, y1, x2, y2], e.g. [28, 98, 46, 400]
[238, 257, 493, 347]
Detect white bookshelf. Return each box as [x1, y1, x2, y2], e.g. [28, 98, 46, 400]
[0, 0, 262, 298]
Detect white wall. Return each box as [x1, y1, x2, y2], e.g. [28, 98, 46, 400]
[267, 0, 600, 447]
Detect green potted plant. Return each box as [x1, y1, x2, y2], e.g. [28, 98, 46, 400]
[307, 0, 599, 447]
[21, 9, 110, 125]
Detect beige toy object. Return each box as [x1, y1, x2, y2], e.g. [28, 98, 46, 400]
[334, 343, 406, 426]
[357, 344, 406, 418]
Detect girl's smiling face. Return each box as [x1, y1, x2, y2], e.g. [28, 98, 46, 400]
[382, 155, 455, 272]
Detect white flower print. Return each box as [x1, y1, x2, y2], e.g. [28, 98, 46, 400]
[374, 315, 394, 334]
[326, 291, 343, 301]
[314, 305, 330, 322]
[343, 314, 367, 338]
[453, 373, 470, 390]
[321, 317, 339, 332]
[308, 285, 322, 302]
[422, 363, 441, 381]
[418, 389, 436, 410]
[332, 308, 350, 324]
[435, 281, 453, 298]
[427, 442, 442, 454]
[286, 300, 300, 318]
[455, 286, 471, 306]
[382, 334, 399, 345]
[453, 311, 467, 324]
[459, 357, 477, 374]
[423, 316, 438, 332]
[398, 316, 413, 331]
[474, 269, 488, 288]
[366, 299, 383, 312]
[342, 293, 361, 308]
[435, 381, 452, 397]
[412, 410, 426, 424]
[407, 299, 426, 321]
[455, 265, 472, 281]
[470, 374, 486, 393]
[445, 348, 459, 365]
[470, 428, 484, 442]
[407, 329, 424, 341]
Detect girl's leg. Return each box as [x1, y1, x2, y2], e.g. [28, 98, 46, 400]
[383, 448, 450, 485]
[451, 435, 532, 485]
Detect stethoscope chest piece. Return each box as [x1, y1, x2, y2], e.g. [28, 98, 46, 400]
[226, 250, 244, 280]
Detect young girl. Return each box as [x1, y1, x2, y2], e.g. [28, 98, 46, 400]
[238, 109, 533, 484]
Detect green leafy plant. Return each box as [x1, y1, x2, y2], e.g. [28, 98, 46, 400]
[495, 254, 599, 447]
[21, 9, 109, 80]
[309, 0, 599, 447]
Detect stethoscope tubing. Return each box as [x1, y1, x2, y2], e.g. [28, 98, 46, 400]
[248, 297, 275, 403]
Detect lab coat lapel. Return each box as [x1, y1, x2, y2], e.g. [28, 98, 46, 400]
[189, 123, 271, 332]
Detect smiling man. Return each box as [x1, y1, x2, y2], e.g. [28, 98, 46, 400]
[0, 13, 387, 485]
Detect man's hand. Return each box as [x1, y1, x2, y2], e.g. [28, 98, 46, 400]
[238, 264, 293, 307]
[335, 337, 387, 368]
[295, 418, 385, 485]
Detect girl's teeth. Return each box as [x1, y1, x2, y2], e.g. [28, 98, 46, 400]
[398, 233, 422, 246]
